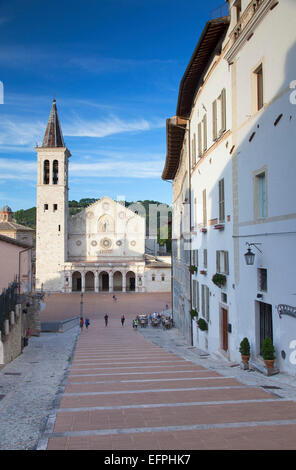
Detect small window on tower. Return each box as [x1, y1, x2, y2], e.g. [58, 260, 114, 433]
[44, 204, 48, 211]
[53, 204, 58, 212]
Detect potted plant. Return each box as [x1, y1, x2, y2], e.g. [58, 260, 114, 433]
[239, 337, 250, 364]
[261, 337, 275, 369]
[189, 265, 197, 274]
[197, 318, 208, 331]
[212, 273, 226, 288]
[190, 308, 198, 319]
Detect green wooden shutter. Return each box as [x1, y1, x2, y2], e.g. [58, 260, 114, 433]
[212, 100, 217, 140]
[221, 88, 226, 132]
[198, 123, 202, 157]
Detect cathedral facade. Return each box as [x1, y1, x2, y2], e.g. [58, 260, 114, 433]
[35, 100, 171, 294]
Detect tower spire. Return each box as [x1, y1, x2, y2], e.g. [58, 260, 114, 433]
[42, 98, 65, 148]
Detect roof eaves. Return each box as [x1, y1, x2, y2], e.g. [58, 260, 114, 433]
[162, 116, 187, 181]
[176, 17, 230, 118]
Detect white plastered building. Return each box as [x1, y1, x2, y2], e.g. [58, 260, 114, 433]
[162, 0, 296, 374]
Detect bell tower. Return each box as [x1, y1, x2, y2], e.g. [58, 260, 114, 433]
[35, 99, 71, 291]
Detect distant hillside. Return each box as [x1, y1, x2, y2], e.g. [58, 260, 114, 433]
[13, 207, 36, 228]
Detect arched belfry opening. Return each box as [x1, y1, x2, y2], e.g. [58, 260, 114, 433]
[43, 160, 50, 184]
[53, 160, 59, 184]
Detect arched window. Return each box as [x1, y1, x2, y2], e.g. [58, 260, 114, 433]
[53, 160, 59, 184]
[43, 160, 50, 184]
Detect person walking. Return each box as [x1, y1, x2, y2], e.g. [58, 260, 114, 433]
[133, 318, 138, 329]
[121, 315, 125, 327]
[80, 317, 84, 331]
[104, 314, 109, 327]
[85, 318, 90, 329]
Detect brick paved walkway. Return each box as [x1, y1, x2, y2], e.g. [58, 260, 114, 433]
[43, 315, 296, 450]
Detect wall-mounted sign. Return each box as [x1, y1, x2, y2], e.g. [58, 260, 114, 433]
[276, 304, 296, 319]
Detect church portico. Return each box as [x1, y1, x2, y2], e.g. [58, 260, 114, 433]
[64, 264, 145, 294]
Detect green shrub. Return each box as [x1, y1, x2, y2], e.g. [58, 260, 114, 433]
[261, 337, 275, 360]
[197, 318, 208, 331]
[189, 265, 197, 274]
[239, 337, 250, 356]
[212, 273, 226, 287]
[190, 308, 198, 319]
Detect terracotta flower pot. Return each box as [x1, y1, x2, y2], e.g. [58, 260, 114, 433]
[241, 355, 250, 364]
[264, 359, 275, 369]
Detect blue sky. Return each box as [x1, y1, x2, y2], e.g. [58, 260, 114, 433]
[0, 0, 226, 210]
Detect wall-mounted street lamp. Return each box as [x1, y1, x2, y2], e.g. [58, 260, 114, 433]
[80, 292, 84, 317]
[244, 242, 263, 266]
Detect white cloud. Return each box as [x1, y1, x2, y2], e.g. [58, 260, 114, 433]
[0, 116, 44, 147]
[64, 115, 164, 138]
[0, 113, 164, 149]
[0, 158, 36, 181]
[70, 158, 164, 179]
[0, 154, 164, 182]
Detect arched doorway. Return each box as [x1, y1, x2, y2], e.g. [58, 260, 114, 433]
[99, 271, 109, 292]
[126, 271, 136, 292]
[113, 271, 122, 291]
[85, 271, 94, 291]
[72, 271, 82, 291]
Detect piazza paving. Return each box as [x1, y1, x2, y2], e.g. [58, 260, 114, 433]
[42, 310, 296, 450]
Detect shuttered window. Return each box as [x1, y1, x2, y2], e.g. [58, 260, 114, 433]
[212, 100, 217, 140]
[202, 115, 207, 152]
[218, 178, 225, 223]
[192, 279, 197, 309]
[212, 88, 226, 142]
[198, 122, 202, 157]
[255, 65, 264, 110]
[192, 249, 198, 267]
[203, 249, 207, 268]
[201, 285, 209, 320]
[221, 88, 226, 132]
[258, 172, 266, 218]
[216, 250, 229, 275]
[202, 189, 207, 227]
[192, 134, 196, 168]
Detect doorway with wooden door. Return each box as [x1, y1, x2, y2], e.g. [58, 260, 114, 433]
[221, 307, 228, 352]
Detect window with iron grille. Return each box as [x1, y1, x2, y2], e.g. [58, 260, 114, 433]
[258, 268, 267, 292]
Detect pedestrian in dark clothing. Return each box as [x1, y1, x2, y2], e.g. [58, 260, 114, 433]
[121, 315, 125, 327]
[104, 314, 108, 327]
[80, 317, 84, 331]
[85, 318, 90, 329]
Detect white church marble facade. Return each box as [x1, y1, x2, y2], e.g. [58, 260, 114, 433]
[35, 100, 171, 294]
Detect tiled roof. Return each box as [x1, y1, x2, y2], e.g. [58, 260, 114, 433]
[0, 234, 32, 249]
[42, 99, 65, 148]
[0, 221, 34, 232]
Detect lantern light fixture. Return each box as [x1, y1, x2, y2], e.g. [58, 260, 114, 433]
[244, 242, 263, 266]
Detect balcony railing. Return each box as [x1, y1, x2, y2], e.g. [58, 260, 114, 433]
[210, 2, 230, 20]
